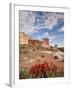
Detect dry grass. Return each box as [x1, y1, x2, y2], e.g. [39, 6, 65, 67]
[19, 45, 64, 77]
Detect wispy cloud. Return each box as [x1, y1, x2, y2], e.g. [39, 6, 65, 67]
[58, 27, 64, 32]
[19, 11, 64, 34]
[43, 32, 49, 38]
[19, 11, 36, 34]
[49, 35, 64, 47]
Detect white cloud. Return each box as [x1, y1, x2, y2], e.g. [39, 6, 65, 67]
[49, 35, 64, 47]
[58, 27, 64, 32]
[35, 35, 43, 40]
[36, 32, 56, 41]
[43, 32, 49, 38]
[33, 32, 49, 40]
[19, 11, 36, 34]
[19, 11, 64, 34]
[35, 13, 64, 30]
[49, 36, 56, 40]
[49, 36, 56, 46]
[44, 13, 57, 30]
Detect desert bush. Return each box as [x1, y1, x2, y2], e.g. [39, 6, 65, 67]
[33, 48, 35, 51]
[29, 61, 61, 78]
[58, 47, 64, 52]
[19, 61, 64, 79]
[53, 55, 58, 59]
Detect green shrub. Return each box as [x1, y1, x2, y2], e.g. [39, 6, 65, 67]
[58, 47, 64, 52]
[19, 69, 29, 79]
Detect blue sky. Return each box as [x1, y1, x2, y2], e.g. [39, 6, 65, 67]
[19, 10, 64, 47]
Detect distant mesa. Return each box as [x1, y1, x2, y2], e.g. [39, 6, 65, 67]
[19, 32, 49, 48]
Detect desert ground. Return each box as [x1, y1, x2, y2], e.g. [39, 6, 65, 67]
[19, 45, 64, 79]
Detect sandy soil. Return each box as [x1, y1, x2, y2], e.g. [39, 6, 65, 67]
[19, 49, 64, 73]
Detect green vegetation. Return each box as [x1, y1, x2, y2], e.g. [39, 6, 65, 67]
[58, 47, 64, 52]
[19, 69, 29, 79]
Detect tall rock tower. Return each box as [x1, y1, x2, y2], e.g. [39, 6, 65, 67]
[41, 38, 49, 48]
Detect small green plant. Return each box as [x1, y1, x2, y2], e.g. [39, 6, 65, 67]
[58, 47, 64, 52]
[19, 69, 29, 79]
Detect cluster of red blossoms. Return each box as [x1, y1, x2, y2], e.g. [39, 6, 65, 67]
[29, 61, 57, 76]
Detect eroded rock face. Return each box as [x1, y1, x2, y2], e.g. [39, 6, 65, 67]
[28, 38, 49, 48]
[19, 32, 28, 45]
[28, 39, 42, 47]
